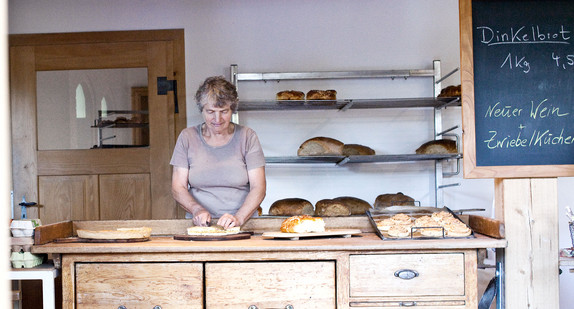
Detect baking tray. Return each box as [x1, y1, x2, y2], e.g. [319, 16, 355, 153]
[367, 207, 475, 240]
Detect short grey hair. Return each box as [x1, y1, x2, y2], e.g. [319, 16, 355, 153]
[195, 76, 239, 112]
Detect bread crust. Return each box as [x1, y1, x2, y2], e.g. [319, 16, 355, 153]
[77, 227, 152, 239]
[437, 85, 461, 98]
[276, 90, 305, 100]
[374, 192, 415, 208]
[280, 215, 325, 233]
[187, 226, 241, 236]
[269, 198, 314, 216]
[314, 199, 351, 217]
[297, 136, 344, 156]
[342, 144, 376, 156]
[306, 89, 337, 100]
[415, 139, 458, 154]
[332, 196, 372, 215]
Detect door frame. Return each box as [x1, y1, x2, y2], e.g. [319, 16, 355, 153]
[9, 29, 187, 220]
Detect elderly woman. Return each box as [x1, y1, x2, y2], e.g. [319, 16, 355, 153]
[170, 76, 266, 229]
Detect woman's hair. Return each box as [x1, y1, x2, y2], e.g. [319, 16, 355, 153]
[195, 76, 239, 112]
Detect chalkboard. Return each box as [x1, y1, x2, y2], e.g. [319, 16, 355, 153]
[460, 0, 574, 178]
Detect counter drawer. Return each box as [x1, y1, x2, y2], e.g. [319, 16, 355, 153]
[349, 253, 465, 297]
[75, 262, 203, 309]
[206, 261, 336, 309]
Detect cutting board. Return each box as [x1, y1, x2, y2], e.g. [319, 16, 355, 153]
[261, 229, 362, 240]
[174, 232, 252, 241]
[54, 237, 150, 243]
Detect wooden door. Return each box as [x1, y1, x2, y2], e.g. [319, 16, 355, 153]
[10, 30, 187, 222]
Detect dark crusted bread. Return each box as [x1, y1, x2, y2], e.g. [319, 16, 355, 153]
[269, 198, 314, 216]
[297, 136, 344, 156]
[332, 196, 372, 215]
[276, 90, 305, 100]
[374, 192, 415, 208]
[306, 89, 337, 100]
[342, 144, 376, 156]
[415, 139, 458, 154]
[314, 199, 351, 217]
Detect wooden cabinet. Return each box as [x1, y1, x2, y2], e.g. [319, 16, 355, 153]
[75, 262, 203, 308]
[205, 261, 336, 308]
[349, 251, 476, 308]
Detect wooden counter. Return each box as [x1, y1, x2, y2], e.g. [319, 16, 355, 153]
[31, 219, 506, 309]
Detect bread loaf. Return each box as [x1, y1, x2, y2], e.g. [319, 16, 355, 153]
[306, 89, 337, 100]
[280, 215, 325, 233]
[342, 144, 375, 156]
[77, 227, 152, 240]
[415, 139, 458, 154]
[437, 85, 461, 98]
[374, 192, 415, 208]
[276, 90, 305, 100]
[314, 199, 351, 217]
[269, 198, 314, 216]
[297, 137, 344, 156]
[332, 196, 372, 215]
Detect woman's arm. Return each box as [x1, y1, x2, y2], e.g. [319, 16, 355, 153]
[217, 166, 266, 228]
[171, 166, 211, 226]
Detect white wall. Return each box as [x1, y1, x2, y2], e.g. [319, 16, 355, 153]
[8, 0, 574, 306]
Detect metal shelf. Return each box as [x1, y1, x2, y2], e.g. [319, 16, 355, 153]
[265, 154, 462, 165]
[237, 97, 460, 112]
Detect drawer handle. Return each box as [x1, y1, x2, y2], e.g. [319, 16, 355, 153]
[400, 301, 417, 306]
[248, 306, 258, 309]
[394, 269, 419, 280]
[285, 305, 294, 309]
[118, 306, 127, 309]
[153, 306, 162, 309]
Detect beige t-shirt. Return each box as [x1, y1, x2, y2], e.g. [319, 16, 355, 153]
[170, 124, 265, 217]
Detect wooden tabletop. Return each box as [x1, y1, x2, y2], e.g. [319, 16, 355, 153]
[31, 233, 506, 254]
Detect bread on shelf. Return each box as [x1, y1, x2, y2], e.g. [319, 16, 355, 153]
[415, 139, 458, 154]
[374, 192, 415, 208]
[268, 198, 315, 216]
[297, 136, 344, 156]
[342, 144, 375, 156]
[332, 196, 372, 215]
[276, 90, 305, 100]
[306, 89, 337, 100]
[314, 199, 352, 217]
[437, 84, 461, 98]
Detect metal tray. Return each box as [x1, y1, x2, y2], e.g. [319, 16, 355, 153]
[367, 207, 475, 240]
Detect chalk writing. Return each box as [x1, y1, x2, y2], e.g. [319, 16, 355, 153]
[476, 25, 571, 46]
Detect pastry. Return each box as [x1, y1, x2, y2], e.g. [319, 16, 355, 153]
[444, 222, 472, 237]
[280, 215, 325, 233]
[376, 218, 395, 231]
[269, 198, 314, 216]
[431, 211, 454, 224]
[374, 192, 415, 208]
[306, 89, 337, 100]
[390, 213, 412, 225]
[387, 224, 411, 238]
[276, 90, 305, 100]
[419, 226, 444, 237]
[415, 139, 458, 154]
[332, 196, 372, 215]
[342, 144, 376, 156]
[187, 226, 241, 236]
[297, 137, 344, 156]
[314, 199, 352, 217]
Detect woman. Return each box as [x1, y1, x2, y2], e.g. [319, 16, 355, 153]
[170, 76, 266, 229]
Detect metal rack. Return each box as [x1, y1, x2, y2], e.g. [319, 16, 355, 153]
[230, 61, 460, 207]
[91, 110, 149, 148]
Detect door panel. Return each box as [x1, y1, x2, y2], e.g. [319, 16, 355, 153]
[10, 30, 186, 221]
[38, 175, 99, 223]
[99, 174, 151, 220]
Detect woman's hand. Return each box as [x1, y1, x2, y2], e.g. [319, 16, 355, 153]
[192, 209, 212, 227]
[217, 213, 240, 229]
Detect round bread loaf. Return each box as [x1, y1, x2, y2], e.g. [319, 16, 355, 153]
[437, 85, 461, 98]
[374, 192, 415, 208]
[342, 144, 376, 156]
[415, 139, 458, 154]
[332, 196, 372, 215]
[269, 198, 314, 216]
[297, 137, 344, 156]
[314, 199, 351, 217]
[276, 90, 304, 100]
[306, 89, 337, 100]
[280, 215, 325, 233]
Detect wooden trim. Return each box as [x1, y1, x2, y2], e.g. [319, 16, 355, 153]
[37, 149, 150, 175]
[9, 29, 185, 46]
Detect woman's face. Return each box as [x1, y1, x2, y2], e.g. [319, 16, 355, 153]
[201, 101, 233, 134]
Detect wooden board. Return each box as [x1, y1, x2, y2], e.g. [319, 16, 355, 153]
[54, 237, 150, 243]
[174, 232, 252, 241]
[261, 229, 362, 240]
[468, 214, 505, 239]
[34, 221, 73, 245]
